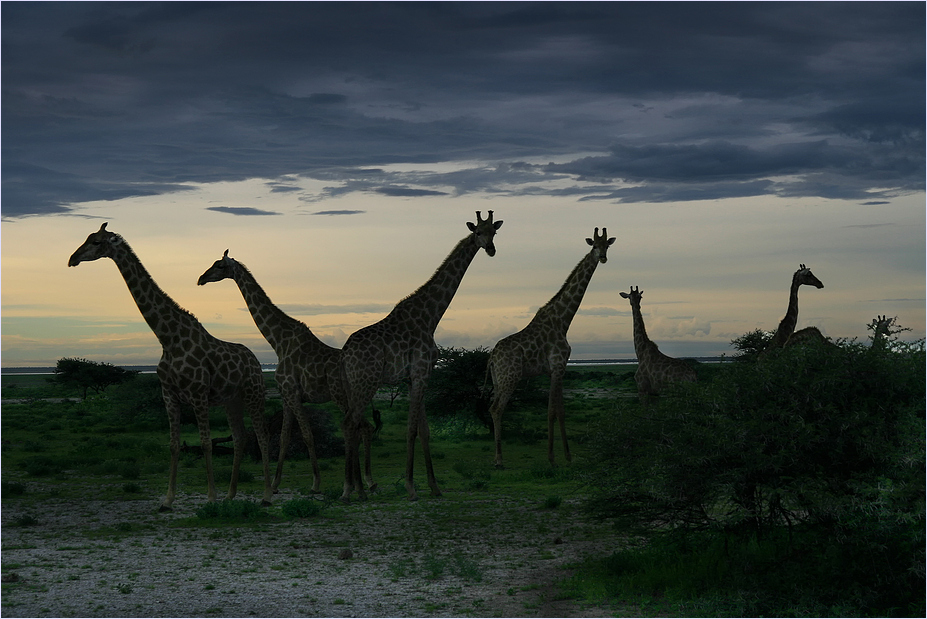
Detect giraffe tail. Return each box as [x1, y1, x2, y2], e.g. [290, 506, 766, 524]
[480, 356, 493, 400]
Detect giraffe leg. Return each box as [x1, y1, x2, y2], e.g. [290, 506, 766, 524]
[418, 400, 441, 498]
[361, 415, 378, 492]
[272, 406, 294, 493]
[547, 369, 567, 466]
[246, 394, 274, 506]
[489, 383, 515, 469]
[160, 393, 183, 512]
[291, 402, 321, 494]
[404, 384, 421, 501]
[339, 420, 354, 502]
[226, 398, 247, 501]
[192, 401, 216, 503]
[340, 413, 366, 502]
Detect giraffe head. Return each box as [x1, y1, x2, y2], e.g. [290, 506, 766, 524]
[68, 222, 123, 267]
[197, 250, 237, 286]
[586, 227, 616, 263]
[619, 285, 643, 308]
[466, 210, 503, 256]
[794, 264, 824, 289]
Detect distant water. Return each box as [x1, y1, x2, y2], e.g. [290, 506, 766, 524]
[2, 357, 728, 375]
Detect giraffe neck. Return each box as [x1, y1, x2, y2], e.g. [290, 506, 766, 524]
[109, 240, 204, 350]
[629, 302, 656, 361]
[770, 276, 802, 347]
[392, 235, 480, 334]
[533, 251, 601, 335]
[228, 260, 314, 354]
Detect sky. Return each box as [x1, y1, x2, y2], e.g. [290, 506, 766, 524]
[2, 1, 924, 368]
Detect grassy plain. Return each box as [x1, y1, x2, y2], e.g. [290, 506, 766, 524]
[1, 364, 657, 617]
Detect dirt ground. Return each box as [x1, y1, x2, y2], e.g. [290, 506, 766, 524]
[2, 481, 634, 618]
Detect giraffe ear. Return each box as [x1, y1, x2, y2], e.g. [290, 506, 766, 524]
[607, 237, 616, 246]
[586, 237, 594, 246]
[493, 220, 503, 230]
[619, 292, 630, 299]
[467, 222, 477, 232]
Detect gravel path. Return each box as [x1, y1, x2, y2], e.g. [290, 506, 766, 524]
[2, 483, 631, 618]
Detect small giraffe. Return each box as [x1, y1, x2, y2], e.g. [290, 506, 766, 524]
[339, 211, 503, 501]
[68, 223, 274, 511]
[763, 264, 824, 353]
[619, 286, 697, 401]
[197, 250, 377, 495]
[487, 228, 615, 469]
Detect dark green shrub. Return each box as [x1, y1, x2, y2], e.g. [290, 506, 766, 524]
[109, 374, 166, 429]
[2, 481, 26, 496]
[280, 498, 323, 519]
[425, 346, 491, 423]
[195, 499, 266, 521]
[583, 336, 925, 616]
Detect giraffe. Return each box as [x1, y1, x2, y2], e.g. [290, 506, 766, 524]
[762, 264, 824, 353]
[68, 223, 274, 511]
[196, 250, 378, 494]
[486, 228, 615, 469]
[868, 315, 896, 350]
[619, 286, 697, 401]
[339, 211, 503, 501]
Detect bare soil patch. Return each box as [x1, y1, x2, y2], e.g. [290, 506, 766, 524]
[2, 481, 632, 618]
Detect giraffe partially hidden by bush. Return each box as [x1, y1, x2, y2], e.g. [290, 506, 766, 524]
[762, 263, 824, 354]
[619, 286, 697, 402]
[68, 223, 274, 511]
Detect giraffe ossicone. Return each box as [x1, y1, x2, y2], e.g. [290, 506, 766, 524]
[487, 227, 615, 469]
[69, 222, 274, 511]
[339, 210, 503, 501]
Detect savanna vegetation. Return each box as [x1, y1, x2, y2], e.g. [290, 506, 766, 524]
[2, 326, 923, 617]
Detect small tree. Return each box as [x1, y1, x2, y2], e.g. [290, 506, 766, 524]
[730, 328, 773, 361]
[425, 346, 492, 426]
[52, 357, 138, 399]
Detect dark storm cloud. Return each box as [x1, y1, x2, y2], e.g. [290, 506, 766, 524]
[374, 186, 449, 198]
[2, 2, 923, 217]
[310, 210, 365, 216]
[205, 206, 280, 217]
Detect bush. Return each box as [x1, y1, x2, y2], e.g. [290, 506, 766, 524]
[424, 346, 492, 423]
[195, 499, 266, 522]
[52, 357, 138, 399]
[583, 335, 925, 616]
[280, 497, 323, 519]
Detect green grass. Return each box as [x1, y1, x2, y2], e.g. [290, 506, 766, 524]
[9, 362, 911, 617]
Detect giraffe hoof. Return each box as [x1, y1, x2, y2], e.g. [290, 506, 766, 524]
[494, 464, 505, 470]
[158, 504, 173, 513]
[261, 500, 272, 507]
